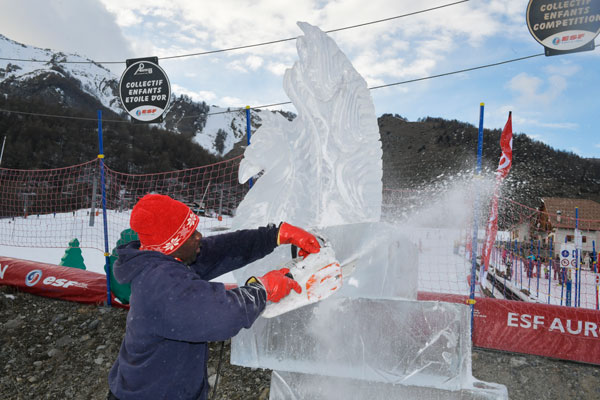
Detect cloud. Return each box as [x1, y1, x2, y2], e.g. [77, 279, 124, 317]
[266, 62, 289, 76]
[94, 0, 519, 91]
[227, 60, 248, 73]
[227, 56, 264, 73]
[513, 113, 578, 130]
[0, 0, 133, 64]
[171, 84, 216, 102]
[544, 62, 580, 77]
[507, 72, 568, 105]
[245, 55, 264, 70]
[220, 96, 244, 107]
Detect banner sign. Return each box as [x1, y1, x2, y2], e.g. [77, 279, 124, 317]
[119, 57, 171, 123]
[526, 0, 600, 56]
[0, 257, 236, 307]
[0, 256, 124, 306]
[419, 292, 600, 365]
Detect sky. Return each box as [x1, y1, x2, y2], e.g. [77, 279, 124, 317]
[0, 0, 598, 158]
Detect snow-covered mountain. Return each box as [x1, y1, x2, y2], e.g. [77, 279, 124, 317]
[0, 34, 271, 157]
[0, 34, 121, 114]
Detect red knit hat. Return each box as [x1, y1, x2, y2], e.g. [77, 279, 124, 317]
[130, 194, 200, 255]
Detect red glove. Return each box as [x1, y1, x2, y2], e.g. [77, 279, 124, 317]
[247, 268, 302, 303]
[278, 222, 321, 258]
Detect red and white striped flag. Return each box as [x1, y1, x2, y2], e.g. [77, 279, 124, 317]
[482, 112, 513, 272]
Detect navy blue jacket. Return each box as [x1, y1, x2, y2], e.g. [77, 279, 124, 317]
[108, 225, 278, 400]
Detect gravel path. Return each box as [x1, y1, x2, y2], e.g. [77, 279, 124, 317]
[1, 285, 599, 399]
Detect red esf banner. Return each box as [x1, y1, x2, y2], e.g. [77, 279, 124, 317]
[0, 256, 124, 307]
[0, 257, 236, 307]
[419, 291, 600, 365]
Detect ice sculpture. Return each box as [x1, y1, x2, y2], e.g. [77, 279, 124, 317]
[232, 22, 382, 230]
[229, 22, 506, 400]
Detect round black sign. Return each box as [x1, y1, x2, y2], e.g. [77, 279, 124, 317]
[527, 0, 600, 51]
[119, 59, 171, 123]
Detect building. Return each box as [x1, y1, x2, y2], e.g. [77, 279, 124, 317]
[522, 198, 600, 256]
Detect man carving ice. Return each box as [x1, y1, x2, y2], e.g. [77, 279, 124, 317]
[107, 193, 320, 400]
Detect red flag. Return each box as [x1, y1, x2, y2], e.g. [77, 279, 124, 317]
[482, 112, 513, 271]
[496, 112, 513, 179]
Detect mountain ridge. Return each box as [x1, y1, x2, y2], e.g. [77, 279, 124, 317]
[1, 34, 598, 210]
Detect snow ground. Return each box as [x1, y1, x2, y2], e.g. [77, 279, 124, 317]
[0, 210, 236, 283]
[1, 212, 475, 293]
[4, 211, 596, 309]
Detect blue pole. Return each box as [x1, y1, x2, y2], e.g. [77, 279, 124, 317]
[513, 239, 518, 297]
[561, 235, 567, 306]
[491, 243, 496, 296]
[576, 208, 581, 307]
[97, 110, 111, 306]
[594, 240, 597, 273]
[594, 240, 598, 309]
[245, 106, 253, 189]
[503, 244, 509, 298]
[518, 241, 523, 290]
[468, 103, 485, 336]
[536, 240, 541, 297]
[548, 238, 553, 304]
[575, 209, 583, 307]
[528, 239, 533, 292]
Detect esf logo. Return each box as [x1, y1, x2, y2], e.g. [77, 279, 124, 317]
[24, 269, 88, 289]
[26, 269, 42, 287]
[552, 33, 585, 46]
[136, 108, 157, 116]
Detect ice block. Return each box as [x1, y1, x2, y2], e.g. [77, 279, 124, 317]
[233, 297, 475, 390]
[270, 370, 508, 400]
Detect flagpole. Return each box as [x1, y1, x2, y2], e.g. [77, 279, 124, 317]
[468, 102, 485, 338]
[480, 112, 512, 283]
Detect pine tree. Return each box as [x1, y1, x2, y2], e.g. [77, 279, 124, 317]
[59, 238, 87, 270]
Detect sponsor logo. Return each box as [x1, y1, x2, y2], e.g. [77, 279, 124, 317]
[134, 63, 153, 75]
[507, 312, 600, 338]
[136, 108, 158, 116]
[552, 33, 585, 46]
[26, 269, 42, 287]
[42, 276, 88, 289]
[24, 269, 88, 289]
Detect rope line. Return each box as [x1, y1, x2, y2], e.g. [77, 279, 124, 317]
[0, 50, 544, 122]
[0, 1, 469, 65]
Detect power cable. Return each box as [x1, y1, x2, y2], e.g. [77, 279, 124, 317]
[161, 0, 470, 61]
[0, 108, 124, 123]
[190, 52, 546, 117]
[0, 1, 469, 65]
[368, 52, 545, 90]
[0, 51, 547, 122]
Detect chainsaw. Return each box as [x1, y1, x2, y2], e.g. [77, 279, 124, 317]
[261, 236, 357, 318]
